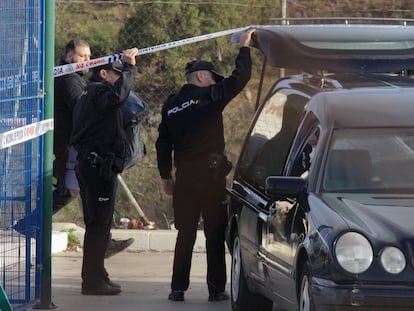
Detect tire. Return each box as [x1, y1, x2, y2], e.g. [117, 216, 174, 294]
[231, 234, 273, 311]
[299, 261, 315, 311]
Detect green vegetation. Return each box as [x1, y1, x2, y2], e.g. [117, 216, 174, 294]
[67, 228, 80, 245]
[60, 228, 80, 251]
[53, 0, 414, 229]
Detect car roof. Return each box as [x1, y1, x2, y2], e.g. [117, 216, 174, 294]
[233, 23, 414, 73]
[307, 88, 414, 128]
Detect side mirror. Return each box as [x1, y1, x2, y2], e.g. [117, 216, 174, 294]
[265, 176, 306, 198]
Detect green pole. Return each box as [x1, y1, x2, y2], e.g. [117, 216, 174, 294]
[34, 0, 56, 308]
[0, 285, 12, 311]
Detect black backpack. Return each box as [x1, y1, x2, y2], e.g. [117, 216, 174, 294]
[121, 91, 148, 170]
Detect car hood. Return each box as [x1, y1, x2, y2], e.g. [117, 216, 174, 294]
[321, 193, 414, 240]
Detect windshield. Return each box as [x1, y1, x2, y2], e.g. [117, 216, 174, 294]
[322, 128, 414, 193]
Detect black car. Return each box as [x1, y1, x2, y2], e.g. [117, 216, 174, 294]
[227, 21, 414, 311]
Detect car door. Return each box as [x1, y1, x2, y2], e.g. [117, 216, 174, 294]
[233, 88, 309, 288]
[262, 122, 320, 305]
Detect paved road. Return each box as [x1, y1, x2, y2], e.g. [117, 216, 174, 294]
[44, 251, 234, 311]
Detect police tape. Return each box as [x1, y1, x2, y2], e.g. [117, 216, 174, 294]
[1, 26, 248, 150]
[0, 119, 54, 150]
[54, 26, 247, 77]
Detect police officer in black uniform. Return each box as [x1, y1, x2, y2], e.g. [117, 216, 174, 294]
[54, 39, 134, 259]
[156, 29, 255, 302]
[71, 48, 139, 295]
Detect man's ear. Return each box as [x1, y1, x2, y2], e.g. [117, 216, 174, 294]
[195, 71, 204, 82]
[99, 69, 108, 80]
[65, 51, 74, 63]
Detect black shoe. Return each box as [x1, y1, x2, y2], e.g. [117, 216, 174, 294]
[13, 211, 37, 239]
[168, 290, 184, 301]
[105, 278, 121, 289]
[81, 280, 121, 296]
[208, 291, 230, 302]
[104, 238, 134, 259]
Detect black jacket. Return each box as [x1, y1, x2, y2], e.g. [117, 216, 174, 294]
[71, 63, 137, 164]
[54, 59, 87, 153]
[156, 47, 252, 179]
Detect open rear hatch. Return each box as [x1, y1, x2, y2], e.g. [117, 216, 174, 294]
[233, 24, 414, 73]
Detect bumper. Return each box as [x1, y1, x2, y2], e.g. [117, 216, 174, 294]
[312, 276, 414, 310]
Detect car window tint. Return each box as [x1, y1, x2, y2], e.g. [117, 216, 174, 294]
[323, 128, 414, 192]
[238, 91, 306, 191]
[290, 128, 320, 177]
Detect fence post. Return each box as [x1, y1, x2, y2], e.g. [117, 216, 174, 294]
[35, 0, 56, 308]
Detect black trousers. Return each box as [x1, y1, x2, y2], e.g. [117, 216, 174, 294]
[76, 155, 117, 287]
[171, 164, 228, 295]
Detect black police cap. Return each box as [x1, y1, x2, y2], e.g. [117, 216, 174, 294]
[184, 60, 224, 82]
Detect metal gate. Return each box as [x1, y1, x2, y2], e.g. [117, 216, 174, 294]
[0, 0, 46, 309]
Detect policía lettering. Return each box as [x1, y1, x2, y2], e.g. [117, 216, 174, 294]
[167, 99, 200, 115]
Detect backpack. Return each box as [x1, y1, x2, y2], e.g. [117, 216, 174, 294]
[121, 91, 148, 170]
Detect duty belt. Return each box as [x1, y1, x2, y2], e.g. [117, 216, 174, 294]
[87, 152, 105, 167]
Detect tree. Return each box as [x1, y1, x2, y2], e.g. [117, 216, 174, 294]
[118, 1, 278, 106]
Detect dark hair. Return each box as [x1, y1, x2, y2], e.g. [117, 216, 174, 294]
[89, 69, 104, 82]
[64, 38, 90, 55]
[89, 60, 123, 82]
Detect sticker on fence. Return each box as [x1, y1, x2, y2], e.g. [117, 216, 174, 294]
[0, 119, 54, 149]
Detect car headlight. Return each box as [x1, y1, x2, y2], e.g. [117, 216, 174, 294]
[335, 232, 373, 274]
[380, 246, 406, 274]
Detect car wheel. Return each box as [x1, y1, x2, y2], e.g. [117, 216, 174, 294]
[299, 261, 315, 311]
[231, 233, 273, 311]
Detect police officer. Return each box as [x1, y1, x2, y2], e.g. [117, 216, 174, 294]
[71, 48, 139, 295]
[156, 29, 255, 302]
[54, 39, 134, 259]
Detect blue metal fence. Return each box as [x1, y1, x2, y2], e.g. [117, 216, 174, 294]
[0, 0, 44, 309]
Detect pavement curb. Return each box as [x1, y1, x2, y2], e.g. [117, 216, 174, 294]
[52, 223, 207, 253]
